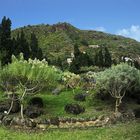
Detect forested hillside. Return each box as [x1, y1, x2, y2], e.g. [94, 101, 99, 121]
[12, 22, 140, 63]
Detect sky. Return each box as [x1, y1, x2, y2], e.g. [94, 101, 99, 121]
[0, 0, 140, 41]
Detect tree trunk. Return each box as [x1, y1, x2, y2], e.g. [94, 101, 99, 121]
[7, 100, 14, 115]
[20, 88, 26, 119]
[20, 103, 24, 119]
[115, 98, 119, 113]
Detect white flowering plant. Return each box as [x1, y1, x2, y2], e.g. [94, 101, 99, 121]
[0, 53, 62, 118]
[62, 71, 81, 93]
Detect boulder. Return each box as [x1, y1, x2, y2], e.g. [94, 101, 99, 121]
[11, 117, 25, 126]
[65, 104, 85, 115]
[29, 97, 43, 108]
[25, 119, 36, 128]
[2, 116, 12, 126]
[50, 117, 59, 126]
[11, 117, 36, 128]
[24, 106, 43, 118]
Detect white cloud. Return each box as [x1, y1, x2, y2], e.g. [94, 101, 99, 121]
[116, 25, 140, 41]
[95, 26, 106, 32]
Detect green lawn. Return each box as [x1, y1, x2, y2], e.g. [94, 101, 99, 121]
[0, 121, 139, 140]
[34, 90, 113, 119]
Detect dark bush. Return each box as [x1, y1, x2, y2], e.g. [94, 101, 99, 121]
[29, 97, 43, 108]
[65, 103, 85, 115]
[134, 108, 140, 118]
[0, 100, 20, 113]
[24, 106, 43, 118]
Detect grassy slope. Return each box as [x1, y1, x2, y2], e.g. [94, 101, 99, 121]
[24, 89, 139, 119]
[12, 23, 140, 61]
[27, 90, 113, 119]
[0, 121, 139, 140]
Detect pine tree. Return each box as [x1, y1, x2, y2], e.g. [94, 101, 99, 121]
[0, 16, 12, 65]
[69, 59, 80, 74]
[98, 49, 104, 68]
[104, 47, 112, 67]
[30, 32, 43, 60]
[74, 43, 81, 57]
[18, 30, 30, 60]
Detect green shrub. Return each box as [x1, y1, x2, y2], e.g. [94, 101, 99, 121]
[95, 63, 139, 112]
[0, 53, 62, 118]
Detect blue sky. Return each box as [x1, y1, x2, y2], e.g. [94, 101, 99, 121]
[0, 0, 140, 41]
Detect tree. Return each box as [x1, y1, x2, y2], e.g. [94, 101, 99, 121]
[69, 59, 80, 74]
[97, 48, 104, 68]
[104, 47, 112, 67]
[94, 47, 112, 68]
[0, 53, 61, 119]
[18, 30, 30, 60]
[0, 16, 12, 65]
[95, 63, 138, 113]
[30, 32, 43, 60]
[70, 44, 92, 73]
[69, 44, 81, 73]
[74, 43, 81, 57]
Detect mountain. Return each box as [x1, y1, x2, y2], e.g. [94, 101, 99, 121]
[12, 22, 140, 62]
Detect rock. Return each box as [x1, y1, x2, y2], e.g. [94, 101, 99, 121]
[11, 117, 36, 128]
[71, 118, 76, 123]
[25, 119, 36, 128]
[24, 106, 43, 118]
[50, 117, 59, 126]
[29, 97, 43, 108]
[36, 124, 49, 130]
[122, 110, 135, 120]
[65, 104, 85, 115]
[2, 116, 12, 126]
[45, 119, 50, 125]
[52, 88, 61, 95]
[11, 117, 25, 126]
[134, 108, 140, 118]
[74, 93, 87, 101]
[98, 115, 105, 121]
[60, 118, 67, 123]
